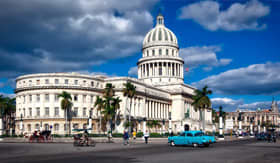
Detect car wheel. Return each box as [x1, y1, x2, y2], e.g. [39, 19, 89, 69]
[193, 143, 198, 148]
[204, 143, 209, 147]
[170, 141, 175, 147]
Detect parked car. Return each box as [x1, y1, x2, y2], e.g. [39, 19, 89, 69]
[168, 130, 215, 147]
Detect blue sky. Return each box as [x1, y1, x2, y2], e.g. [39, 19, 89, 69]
[0, 0, 279, 111]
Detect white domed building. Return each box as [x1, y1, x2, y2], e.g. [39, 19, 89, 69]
[14, 14, 212, 135]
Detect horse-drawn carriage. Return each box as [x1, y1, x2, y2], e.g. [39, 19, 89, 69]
[29, 130, 53, 143]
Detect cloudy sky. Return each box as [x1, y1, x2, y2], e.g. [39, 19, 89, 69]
[0, 0, 279, 111]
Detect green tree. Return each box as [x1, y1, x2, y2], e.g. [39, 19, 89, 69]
[122, 82, 136, 134]
[58, 91, 73, 135]
[95, 83, 122, 141]
[94, 96, 104, 133]
[0, 95, 16, 135]
[147, 120, 161, 132]
[192, 86, 212, 131]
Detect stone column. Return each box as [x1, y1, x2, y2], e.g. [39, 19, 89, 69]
[218, 116, 224, 140]
[0, 118, 3, 136]
[238, 120, 243, 138]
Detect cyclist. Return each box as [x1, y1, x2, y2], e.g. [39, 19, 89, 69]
[82, 129, 89, 146]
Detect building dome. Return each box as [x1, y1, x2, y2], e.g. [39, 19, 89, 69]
[142, 14, 178, 49]
[138, 13, 184, 86]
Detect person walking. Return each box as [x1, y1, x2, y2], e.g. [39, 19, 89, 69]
[123, 130, 129, 145]
[133, 131, 137, 140]
[144, 130, 149, 144]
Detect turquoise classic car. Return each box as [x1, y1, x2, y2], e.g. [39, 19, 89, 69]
[168, 130, 215, 147]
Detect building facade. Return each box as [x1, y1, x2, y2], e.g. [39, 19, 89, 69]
[14, 14, 212, 135]
[226, 100, 280, 132]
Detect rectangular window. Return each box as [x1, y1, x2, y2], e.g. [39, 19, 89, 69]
[55, 94, 59, 102]
[65, 79, 69, 84]
[74, 95, 78, 101]
[29, 80, 32, 86]
[23, 108, 26, 117]
[29, 95, 32, 102]
[36, 107, 40, 116]
[36, 94, 40, 102]
[83, 95, 86, 103]
[166, 49, 168, 55]
[29, 108, 32, 117]
[45, 94, 49, 102]
[152, 50, 155, 56]
[83, 80, 86, 86]
[36, 80, 40, 85]
[55, 107, 59, 116]
[83, 108, 87, 117]
[45, 79, 49, 84]
[45, 107, 49, 116]
[74, 107, 78, 117]
[74, 80, 78, 85]
[55, 79, 59, 84]
[91, 81, 94, 87]
[159, 49, 162, 55]
[23, 96, 26, 103]
[90, 96, 93, 103]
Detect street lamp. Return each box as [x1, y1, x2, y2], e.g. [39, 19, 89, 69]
[20, 114, 23, 135]
[168, 112, 172, 134]
[218, 111, 224, 140]
[238, 112, 243, 138]
[88, 109, 92, 134]
[250, 117, 254, 137]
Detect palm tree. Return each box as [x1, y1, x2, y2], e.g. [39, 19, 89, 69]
[58, 91, 73, 135]
[192, 86, 212, 131]
[104, 83, 115, 98]
[112, 97, 122, 127]
[94, 96, 104, 133]
[147, 120, 161, 132]
[123, 82, 136, 135]
[0, 96, 16, 135]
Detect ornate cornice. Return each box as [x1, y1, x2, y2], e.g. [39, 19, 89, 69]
[137, 57, 184, 65]
[14, 86, 104, 93]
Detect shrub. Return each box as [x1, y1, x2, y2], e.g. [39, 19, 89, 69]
[112, 133, 123, 137]
[136, 132, 143, 137]
[150, 133, 162, 137]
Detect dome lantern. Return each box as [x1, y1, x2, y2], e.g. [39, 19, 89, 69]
[156, 13, 164, 26]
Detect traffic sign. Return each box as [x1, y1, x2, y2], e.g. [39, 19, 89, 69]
[225, 119, 233, 129]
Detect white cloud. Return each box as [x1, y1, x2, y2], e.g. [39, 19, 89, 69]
[179, 0, 270, 31]
[128, 66, 138, 77]
[211, 97, 280, 112]
[0, 92, 15, 98]
[0, 0, 158, 78]
[212, 97, 244, 111]
[180, 45, 232, 71]
[192, 62, 280, 95]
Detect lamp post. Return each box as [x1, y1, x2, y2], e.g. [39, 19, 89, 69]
[20, 114, 23, 135]
[218, 106, 224, 140]
[162, 120, 165, 135]
[258, 120, 260, 134]
[143, 118, 146, 135]
[238, 112, 243, 138]
[88, 109, 92, 134]
[218, 113, 224, 140]
[250, 117, 254, 137]
[0, 109, 3, 137]
[168, 112, 172, 134]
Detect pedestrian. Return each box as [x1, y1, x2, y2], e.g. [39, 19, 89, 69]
[133, 130, 137, 140]
[144, 130, 149, 144]
[123, 130, 129, 145]
[170, 131, 174, 137]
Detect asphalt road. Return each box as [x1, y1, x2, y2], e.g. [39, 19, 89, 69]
[0, 139, 279, 163]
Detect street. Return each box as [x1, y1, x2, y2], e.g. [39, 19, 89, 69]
[0, 139, 279, 163]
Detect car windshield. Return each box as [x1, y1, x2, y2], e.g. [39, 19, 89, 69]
[180, 132, 185, 136]
[194, 132, 204, 136]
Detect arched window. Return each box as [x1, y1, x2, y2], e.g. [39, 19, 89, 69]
[28, 124, 31, 131]
[35, 124, 40, 130]
[44, 124, 49, 130]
